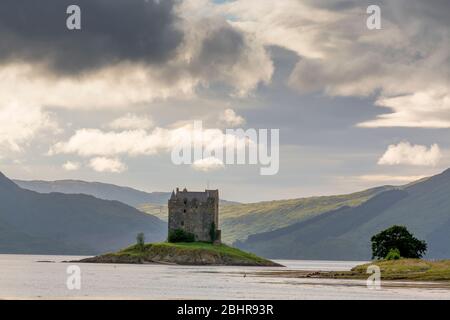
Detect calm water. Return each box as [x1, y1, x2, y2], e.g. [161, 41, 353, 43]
[0, 254, 449, 300]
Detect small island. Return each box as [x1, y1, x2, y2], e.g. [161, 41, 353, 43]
[331, 259, 450, 281]
[260, 259, 450, 282]
[78, 242, 282, 266]
[78, 188, 282, 267]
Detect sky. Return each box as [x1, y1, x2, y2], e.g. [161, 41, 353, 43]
[0, 0, 449, 202]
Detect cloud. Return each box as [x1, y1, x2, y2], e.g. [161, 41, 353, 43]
[1, 0, 448, 133]
[49, 122, 251, 158]
[0, 1, 273, 114]
[219, 108, 246, 127]
[358, 89, 450, 128]
[0, 63, 197, 111]
[177, 0, 274, 96]
[50, 128, 163, 157]
[108, 113, 154, 130]
[88, 157, 127, 173]
[221, 0, 450, 128]
[378, 142, 442, 166]
[62, 161, 80, 171]
[0, 0, 182, 75]
[0, 2, 273, 161]
[192, 157, 224, 172]
[0, 103, 58, 153]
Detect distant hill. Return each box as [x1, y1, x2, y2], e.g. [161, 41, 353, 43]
[218, 186, 392, 243]
[237, 169, 450, 260]
[1, 172, 166, 255]
[14, 179, 239, 208]
[14, 179, 170, 206]
[137, 186, 393, 243]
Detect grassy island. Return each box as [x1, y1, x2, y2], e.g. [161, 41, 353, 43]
[341, 259, 450, 281]
[260, 259, 450, 282]
[78, 242, 283, 267]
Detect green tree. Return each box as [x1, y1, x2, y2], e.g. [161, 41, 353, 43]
[371, 225, 427, 260]
[136, 232, 145, 251]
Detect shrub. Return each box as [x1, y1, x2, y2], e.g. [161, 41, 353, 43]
[168, 228, 195, 243]
[209, 222, 216, 243]
[385, 248, 401, 260]
[136, 232, 145, 251]
[371, 225, 427, 260]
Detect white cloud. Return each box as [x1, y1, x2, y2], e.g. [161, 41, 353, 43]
[219, 108, 246, 127]
[358, 89, 450, 128]
[108, 113, 154, 130]
[50, 129, 164, 157]
[88, 157, 127, 173]
[49, 122, 251, 158]
[378, 142, 442, 166]
[0, 103, 58, 153]
[192, 157, 225, 172]
[62, 161, 80, 171]
[0, 63, 197, 111]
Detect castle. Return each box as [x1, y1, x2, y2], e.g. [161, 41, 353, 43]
[168, 188, 221, 243]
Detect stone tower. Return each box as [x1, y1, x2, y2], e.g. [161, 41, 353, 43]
[168, 188, 221, 243]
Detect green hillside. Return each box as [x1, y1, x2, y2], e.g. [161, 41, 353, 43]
[237, 168, 450, 260]
[219, 186, 391, 243]
[139, 186, 392, 244]
[138, 203, 168, 220]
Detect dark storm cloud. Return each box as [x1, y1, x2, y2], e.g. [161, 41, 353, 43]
[0, 0, 182, 74]
[303, 0, 360, 11]
[392, 0, 450, 24]
[192, 26, 244, 76]
[199, 27, 244, 66]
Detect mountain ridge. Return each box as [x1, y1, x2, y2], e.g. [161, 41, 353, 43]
[14, 179, 239, 207]
[1, 172, 167, 255]
[236, 168, 450, 260]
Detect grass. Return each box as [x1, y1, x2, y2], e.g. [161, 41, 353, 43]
[257, 259, 450, 282]
[82, 242, 282, 266]
[348, 259, 450, 281]
[122, 242, 269, 262]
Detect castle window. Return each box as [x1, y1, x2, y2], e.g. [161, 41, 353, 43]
[181, 221, 184, 226]
[183, 198, 188, 205]
[183, 209, 186, 213]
